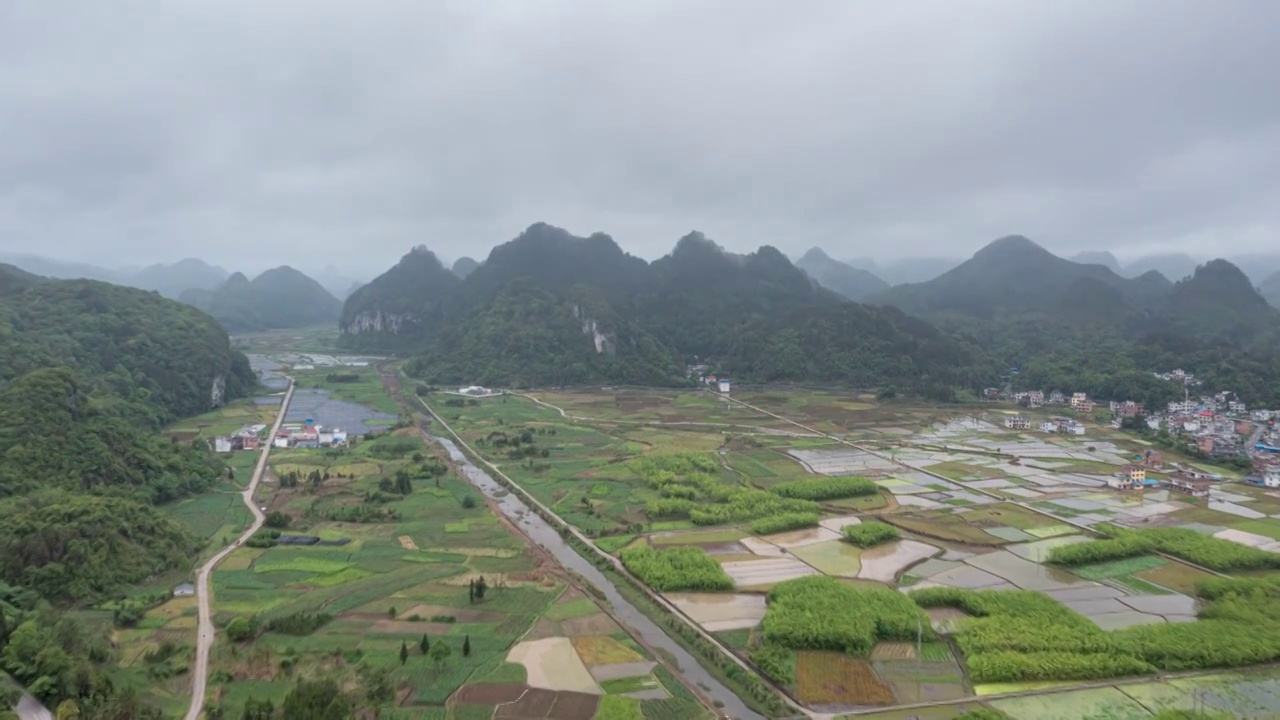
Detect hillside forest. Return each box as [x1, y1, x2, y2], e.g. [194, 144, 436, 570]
[0, 268, 255, 714]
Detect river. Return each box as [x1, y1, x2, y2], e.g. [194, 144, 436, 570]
[429, 434, 763, 720]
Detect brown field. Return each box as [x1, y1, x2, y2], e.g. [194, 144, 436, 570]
[547, 691, 603, 720]
[795, 651, 896, 705]
[570, 635, 643, 665]
[397, 535, 418, 550]
[882, 514, 1005, 545]
[495, 688, 558, 717]
[455, 683, 528, 704]
[870, 643, 918, 661]
[492, 688, 600, 720]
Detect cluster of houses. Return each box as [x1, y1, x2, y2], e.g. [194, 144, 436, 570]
[214, 418, 348, 453]
[1003, 414, 1086, 435]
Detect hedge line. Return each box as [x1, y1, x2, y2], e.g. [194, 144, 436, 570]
[770, 476, 879, 501]
[1049, 524, 1280, 572]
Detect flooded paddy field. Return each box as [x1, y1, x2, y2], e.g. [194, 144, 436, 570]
[433, 387, 1280, 715]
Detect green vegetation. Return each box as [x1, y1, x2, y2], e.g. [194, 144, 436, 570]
[1049, 525, 1280, 572]
[770, 476, 879, 501]
[748, 512, 819, 535]
[762, 576, 932, 655]
[843, 521, 900, 548]
[619, 546, 733, 592]
[372, 225, 992, 393]
[179, 266, 341, 332]
[0, 494, 198, 601]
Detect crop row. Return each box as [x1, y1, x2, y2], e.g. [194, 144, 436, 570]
[748, 512, 819, 536]
[762, 576, 932, 655]
[770, 476, 878, 501]
[1049, 525, 1280, 572]
[618, 546, 734, 592]
[910, 585, 1280, 682]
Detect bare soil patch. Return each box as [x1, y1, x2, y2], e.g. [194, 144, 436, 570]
[871, 642, 918, 661]
[795, 651, 895, 705]
[397, 535, 418, 551]
[507, 637, 601, 694]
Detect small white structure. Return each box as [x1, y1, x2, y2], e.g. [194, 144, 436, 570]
[173, 582, 196, 597]
[718, 380, 731, 393]
[214, 437, 232, 453]
[1265, 466, 1280, 488]
[1066, 423, 1086, 436]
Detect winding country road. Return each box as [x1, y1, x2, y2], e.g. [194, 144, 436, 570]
[183, 380, 294, 720]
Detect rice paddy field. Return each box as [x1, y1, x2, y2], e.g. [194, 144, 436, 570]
[436, 387, 1280, 715]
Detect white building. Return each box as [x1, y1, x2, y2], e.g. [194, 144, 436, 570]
[718, 380, 731, 393]
[1070, 393, 1089, 411]
[1066, 423, 1086, 436]
[1039, 421, 1057, 433]
[214, 437, 232, 453]
[1005, 416, 1030, 430]
[1168, 400, 1197, 414]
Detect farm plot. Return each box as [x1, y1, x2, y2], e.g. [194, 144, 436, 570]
[666, 593, 767, 632]
[795, 652, 895, 705]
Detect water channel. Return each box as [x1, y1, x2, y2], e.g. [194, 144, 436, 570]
[428, 433, 764, 720]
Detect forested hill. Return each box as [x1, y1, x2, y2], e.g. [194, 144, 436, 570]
[346, 223, 995, 393]
[794, 247, 890, 301]
[864, 238, 1280, 407]
[180, 265, 342, 332]
[0, 268, 254, 712]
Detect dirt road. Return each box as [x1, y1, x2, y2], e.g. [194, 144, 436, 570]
[183, 380, 294, 720]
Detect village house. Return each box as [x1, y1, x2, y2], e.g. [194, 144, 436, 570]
[1168, 399, 1197, 414]
[1267, 466, 1280, 488]
[1146, 416, 1162, 431]
[1228, 400, 1247, 415]
[1070, 392, 1090, 411]
[983, 387, 1002, 400]
[1027, 390, 1044, 408]
[1123, 464, 1147, 485]
[1005, 415, 1030, 430]
[1166, 474, 1213, 498]
[1049, 391, 1066, 404]
[1141, 449, 1164, 467]
[1252, 410, 1274, 422]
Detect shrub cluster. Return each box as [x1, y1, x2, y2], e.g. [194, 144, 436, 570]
[748, 512, 819, 535]
[842, 521, 899, 548]
[770, 476, 878, 501]
[912, 584, 1280, 682]
[763, 576, 931, 655]
[264, 611, 333, 636]
[619, 545, 733, 592]
[1049, 525, 1280, 572]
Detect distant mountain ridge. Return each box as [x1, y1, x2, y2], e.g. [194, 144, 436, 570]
[794, 248, 890, 301]
[345, 223, 990, 393]
[871, 236, 1277, 345]
[1262, 271, 1280, 309]
[181, 266, 341, 332]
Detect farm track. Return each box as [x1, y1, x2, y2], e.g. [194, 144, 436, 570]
[184, 380, 295, 720]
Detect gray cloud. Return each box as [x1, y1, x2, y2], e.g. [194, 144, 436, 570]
[1, 0, 1278, 278]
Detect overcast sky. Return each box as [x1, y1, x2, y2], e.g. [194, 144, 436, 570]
[2, 1, 1278, 278]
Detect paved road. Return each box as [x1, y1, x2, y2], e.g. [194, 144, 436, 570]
[183, 380, 294, 720]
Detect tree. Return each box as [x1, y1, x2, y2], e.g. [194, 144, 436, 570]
[280, 679, 351, 720]
[461, 495, 477, 509]
[226, 616, 254, 642]
[387, 606, 397, 619]
[399, 641, 408, 665]
[475, 575, 488, 600]
[429, 640, 451, 668]
[419, 633, 430, 654]
[468, 579, 475, 604]
[463, 635, 471, 657]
